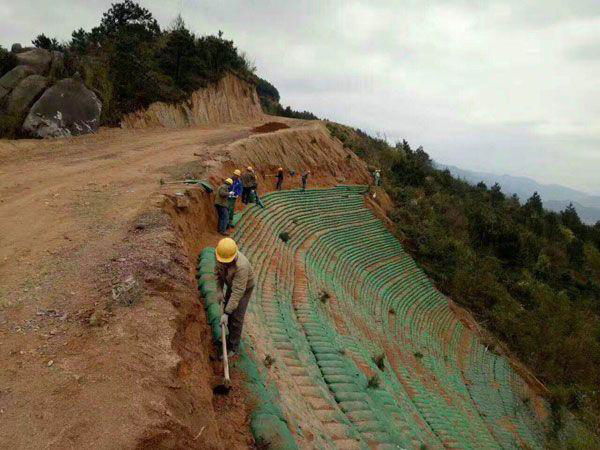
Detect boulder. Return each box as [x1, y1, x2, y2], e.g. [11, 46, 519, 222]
[16, 48, 52, 74]
[5, 74, 49, 116]
[23, 76, 102, 138]
[0, 65, 36, 92]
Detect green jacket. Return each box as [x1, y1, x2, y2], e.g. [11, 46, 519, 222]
[215, 251, 255, 314]
[214, 184, 230, 207]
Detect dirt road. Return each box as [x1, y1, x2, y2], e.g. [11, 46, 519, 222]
[0, 124, 261, 449]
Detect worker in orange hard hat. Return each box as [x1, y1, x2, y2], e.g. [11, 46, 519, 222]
[275, 167, 284, 191]
[215, 237, 255, 358]
[215, 178, 233, 235]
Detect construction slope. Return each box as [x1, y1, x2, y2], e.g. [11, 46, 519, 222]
[199, 186, 547, 449]
[120, 73, 264, 129]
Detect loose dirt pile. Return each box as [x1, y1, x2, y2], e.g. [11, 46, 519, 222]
[251, 122, 290, 133]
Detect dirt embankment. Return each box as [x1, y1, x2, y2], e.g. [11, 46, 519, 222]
[0, 115, 379, 449]
[121, 74, 264, 129]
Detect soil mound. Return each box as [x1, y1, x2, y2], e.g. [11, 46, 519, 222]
[251, 122, 290, 133]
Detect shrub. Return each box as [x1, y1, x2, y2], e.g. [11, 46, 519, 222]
[0, 112, 24, 139]
[367, 375, 380, 389]
[0, 45, 17, 76]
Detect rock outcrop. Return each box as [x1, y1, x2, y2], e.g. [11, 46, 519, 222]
[121, 73, 264, 129]
[15, 49, 53, 75]
[6, 75, 49, 116]
[0, 44, 101, 138]
[23, 76, 102, 138]
[0, 66, 36, 102]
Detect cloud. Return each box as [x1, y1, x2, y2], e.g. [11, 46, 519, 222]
[0, 0, 598, 192]
[569, 40, 600, 61]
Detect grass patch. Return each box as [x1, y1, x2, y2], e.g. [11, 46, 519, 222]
[367, 375, 380, 389]
[319, 291, 330, 304]
[263, 354, 275, 368]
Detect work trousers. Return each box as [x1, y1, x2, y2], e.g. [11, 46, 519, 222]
[242, 187, 253, 204]
[225, 285, 254, 351]
[215, 205, 229, 234]
[227, 197, 237, 227]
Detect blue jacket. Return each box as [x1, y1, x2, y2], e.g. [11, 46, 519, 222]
[229, 178, 243, 197]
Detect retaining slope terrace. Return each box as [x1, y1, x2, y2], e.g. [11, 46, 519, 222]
[203, 186, 547, 449]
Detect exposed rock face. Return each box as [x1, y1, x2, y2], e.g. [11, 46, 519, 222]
[121, 73, 264, 129]
[1, 46, 103, 139]
[23, 77, 102, 138]
[0, 66, 36, 98]
[15, 48, 53, 75]
[6, 75, 49, 115]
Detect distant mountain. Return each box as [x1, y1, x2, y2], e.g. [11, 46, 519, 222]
[436, 163, 600, 225]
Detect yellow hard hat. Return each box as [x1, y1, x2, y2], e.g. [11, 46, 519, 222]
[247, 166, 253, 171]
[216, 238, 238, 263]
[277, 167, 283, 171]
[233, 169, 241, 176]
[224, 178, 233, 185]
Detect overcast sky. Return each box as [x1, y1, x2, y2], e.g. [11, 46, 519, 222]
[2, 1, 599, 193]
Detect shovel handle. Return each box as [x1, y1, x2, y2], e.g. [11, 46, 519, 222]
[221, 323, 230, 382]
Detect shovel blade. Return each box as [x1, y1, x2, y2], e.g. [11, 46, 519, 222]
[213, 382, 231, 395]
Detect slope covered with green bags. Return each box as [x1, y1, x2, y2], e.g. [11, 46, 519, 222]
[199, 186, 547, 448]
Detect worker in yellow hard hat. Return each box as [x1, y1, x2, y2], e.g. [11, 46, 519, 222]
[214, 178, 233, 235]
[227, 170, 243, 229]
[241, 166, 257, 205]
[215, 237, 255, 358]
[275, 167, 284, 191]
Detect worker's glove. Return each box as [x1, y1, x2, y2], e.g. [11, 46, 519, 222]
[228, 192, 236, 198]
[220, 314, 229, 326]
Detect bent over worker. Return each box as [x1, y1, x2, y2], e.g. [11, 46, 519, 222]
[215, 238, 255, 357]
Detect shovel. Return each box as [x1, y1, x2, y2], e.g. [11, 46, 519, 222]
[213, 321, 231, 395]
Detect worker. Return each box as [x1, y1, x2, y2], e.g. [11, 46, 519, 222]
[215, 237, 255, 358]
[275, 167, 284, 190]
[373, 169, 382, 187]
[228, 169, 243, 229]
[301, 170, 311, 191]
[215, 178, 232, 235]
[241, 166, 257, 204]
